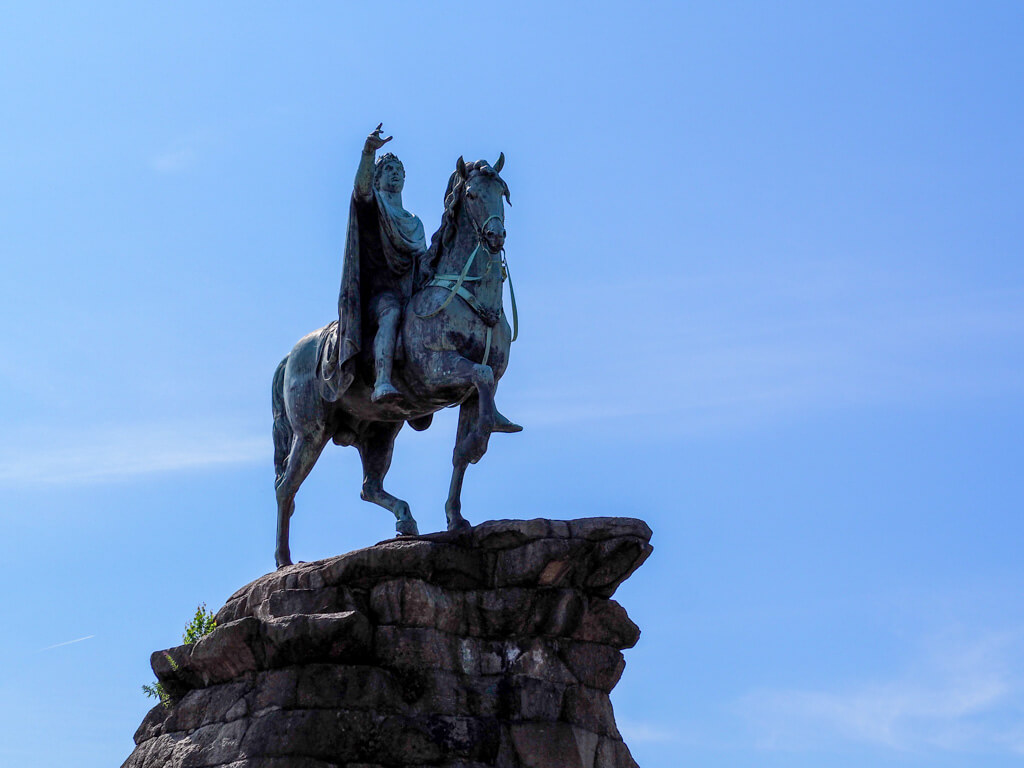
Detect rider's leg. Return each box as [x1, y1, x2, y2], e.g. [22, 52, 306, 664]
[492, 403, 523, 434]
[371, 295, 402, 403]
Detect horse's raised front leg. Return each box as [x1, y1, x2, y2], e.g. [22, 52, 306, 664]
[357, 421, 419, 536]
[444, 357, 496, 465]
[275, 430, 329, 568]
[426, 353, 495, 531]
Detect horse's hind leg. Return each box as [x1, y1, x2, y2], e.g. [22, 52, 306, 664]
[357, 421, 419, 536]
[275, 430, 329, 568]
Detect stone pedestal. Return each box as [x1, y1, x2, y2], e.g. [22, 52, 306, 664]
[123, 517, 653, 768]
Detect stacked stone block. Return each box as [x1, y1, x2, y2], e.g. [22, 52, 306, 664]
[123, 517, 652, 768]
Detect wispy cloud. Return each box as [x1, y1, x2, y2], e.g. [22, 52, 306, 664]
[36, 635, 95, 652]
[617, 719, 680, 744]
[738, 630, 1024, 755]
[0, 424, 266, 486]
[149, 128, 219, 174]
[515, 271, 1024, 433]
[150, 147, 194, 174]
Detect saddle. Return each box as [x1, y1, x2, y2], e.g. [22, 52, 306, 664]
[314, 320, 409, 401]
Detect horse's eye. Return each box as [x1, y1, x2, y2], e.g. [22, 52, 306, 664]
[467, 191, 478, 200]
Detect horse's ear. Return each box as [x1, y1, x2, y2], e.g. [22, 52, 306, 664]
[494, 152, 504, 173]
[456, 156, 467, 180]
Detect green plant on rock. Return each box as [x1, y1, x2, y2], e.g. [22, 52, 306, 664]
[182, 603, 217, 645]
[142, 654, 178, 709]
[141, 681, 168, 707]
[142, 603, 218, 708]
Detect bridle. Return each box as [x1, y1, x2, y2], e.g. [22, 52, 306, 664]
[416, 193, 519, 363]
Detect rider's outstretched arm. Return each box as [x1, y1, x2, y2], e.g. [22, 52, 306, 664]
[354, 148, 375, 201]
[355, 123, 391, 201]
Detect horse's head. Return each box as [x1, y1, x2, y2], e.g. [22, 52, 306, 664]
[446, 153, 511, 254]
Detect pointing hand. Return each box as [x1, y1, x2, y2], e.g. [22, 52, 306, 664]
[365, 122, 393, 152]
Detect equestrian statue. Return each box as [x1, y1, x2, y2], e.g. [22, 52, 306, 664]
[271, 124, 522, 568]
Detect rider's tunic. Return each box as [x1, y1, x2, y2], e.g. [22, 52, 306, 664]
[360, 189, 426, 318]
[319, 188, 426, 401]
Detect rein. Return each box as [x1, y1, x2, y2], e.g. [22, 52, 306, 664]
[416, 211, 519, 362]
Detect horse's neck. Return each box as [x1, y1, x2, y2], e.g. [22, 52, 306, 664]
[438, 215, 502, 307]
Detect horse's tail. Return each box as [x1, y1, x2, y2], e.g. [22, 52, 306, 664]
[271, 355, 292, 488]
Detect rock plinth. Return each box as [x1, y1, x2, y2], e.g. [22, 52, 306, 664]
[123, 517, 653, 768]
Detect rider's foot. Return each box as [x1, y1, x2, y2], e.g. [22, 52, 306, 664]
[372, 381, 402, 403]
[492, 410, 523, 433]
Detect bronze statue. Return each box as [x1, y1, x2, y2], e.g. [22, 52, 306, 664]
[271, 125, 522, 568]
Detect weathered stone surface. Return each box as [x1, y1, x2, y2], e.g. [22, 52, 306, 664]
[294, 664, 398, 710]
[213, 517, 651, 628]
[595, 737, 640, 768]
[509, 723, 600, 768]
[584, 537, 652, 598]
[263, 610, 372, 667]
[559, 641, 627, 693]
[562, 686, 621, 738]
[133, 704, 170, 745]
[125, 517, 650, 768]
[494, 538, 579, 587]
[574, 598, 640, 649]
[190, 617, 262, 685]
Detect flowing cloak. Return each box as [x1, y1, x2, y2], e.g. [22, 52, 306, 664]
[318, 189, 426, 401]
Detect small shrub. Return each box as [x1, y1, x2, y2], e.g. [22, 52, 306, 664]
[141, 655, 177, 709]
[142, 604, 217, 708]
[142, 680, 170, 708]
[182, 603, 217, 645]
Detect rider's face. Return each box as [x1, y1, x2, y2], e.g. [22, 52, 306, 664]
[378, 162, 404, 194]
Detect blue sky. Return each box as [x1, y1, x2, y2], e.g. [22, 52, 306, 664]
[2, 2, 1022, 766]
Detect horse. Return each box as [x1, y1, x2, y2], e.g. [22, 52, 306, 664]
[270, 155, 517, 568]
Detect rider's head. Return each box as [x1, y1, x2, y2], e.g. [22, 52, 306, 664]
[374, 153, 405, 194]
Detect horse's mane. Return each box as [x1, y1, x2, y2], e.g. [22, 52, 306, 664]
[421, 160, 510, 282]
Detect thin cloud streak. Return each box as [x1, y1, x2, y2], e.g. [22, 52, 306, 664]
[36, 635, 95, 652]
[150, 147, 194, 174]
[515, 276, 1024, 432]
[737, 630, 1024, 755]
[149, 128, 220, 174]
[617, 719, 679, 744]
[0, 425, 267, 486]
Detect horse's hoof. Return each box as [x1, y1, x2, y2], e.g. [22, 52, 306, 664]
[448, 517, 472, 532]
[396, 519, 420, 536]
[275, 548, 292, 568]
[463, 429, 491, 465]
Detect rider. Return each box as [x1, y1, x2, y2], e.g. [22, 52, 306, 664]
[352, 125, 425, 403]
[325, 124, 522, 432]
